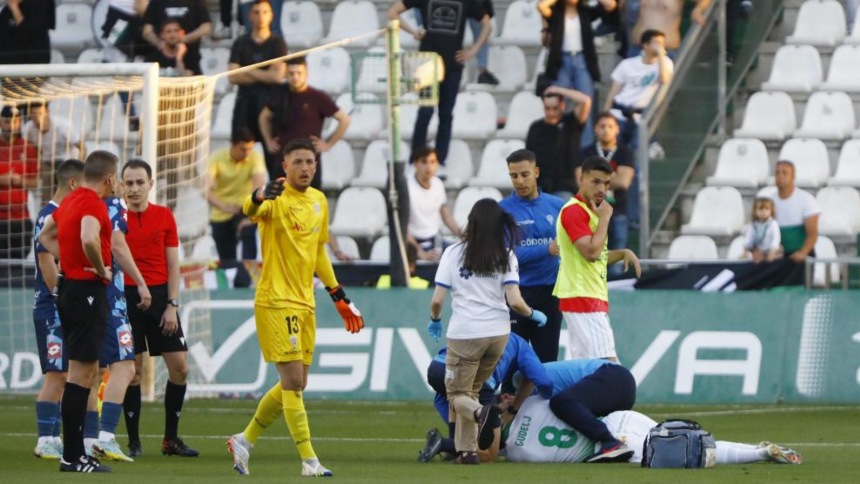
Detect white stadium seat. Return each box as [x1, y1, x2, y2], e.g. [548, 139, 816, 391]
[761, 45, 821, 92]
[200, 47, 232, 95]
[77, 48, 105, 64]
[96, 94, 133, 140]
[399, 93, 438, 140]
[725, 235, 747, 260]
[525, 48, 548, 91]
[466, 46, 528, 91]
[324, 0, 380, 49]
[667, 236, 720, 260]
[706, 138, 770, 188]
[320, 140, 355, 191]
[51, 4, 95, 50]
[281, 1, 324, 48]
[498, 0, 543, 47]
[211, 92, 236, 139]
[794, 91, 855, 140]
[174, 187, 209, 240]
[355, 47, 388, 94]
[307, 47, 351, 95]
[51, 49, 65, 64]
[443, 139, 474, 189]
[497, 91, 544, 139]
[330, 187, 388, 238]
[352, 139, 399, 189]
[51, 97, 95, 136]
[335, 93, 384, 141]
[786, 0, 846, 46]
[734, 92, 796, 140]
[469, 139, 524, 189]
[369, 236, 390, 262]
[190, 235, 219, 262]
[812, 235, 841, 287]
[816, 186, 860, 236]
[819, 45, 860, 92]
[680, 186, 745, 236]
[452, 92, 498, 139]
[326, 236, 361, 260]
[828, 139, 860, 187]
[452, 187, 504, 229]
[778, 138, 830, 188]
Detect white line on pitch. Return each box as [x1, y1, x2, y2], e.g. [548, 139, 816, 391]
[0, 432, 423, 443]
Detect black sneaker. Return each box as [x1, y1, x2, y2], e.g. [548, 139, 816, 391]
[477, 71, 500, 86]
[417, 428, 443, 463]
[128, 441, 142, 458]
[60, 455, 112, 472]
[585, 442, 634, 463]
[476, 404, 500, 450]
[161, 437, 199, 457]
[451, 451, 479, 464]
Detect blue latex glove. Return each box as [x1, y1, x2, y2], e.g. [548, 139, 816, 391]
[427, 319, 443, 342]
[530, 309, 548, 327]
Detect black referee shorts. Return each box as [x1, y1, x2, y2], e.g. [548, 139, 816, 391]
[125, 284, 188, 356]
[57, 278, 109, 362]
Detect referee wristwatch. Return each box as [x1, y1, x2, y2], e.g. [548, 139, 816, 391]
[168, 299, 180, 308]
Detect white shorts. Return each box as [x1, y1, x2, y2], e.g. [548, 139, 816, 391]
[563, 311, 617, 359]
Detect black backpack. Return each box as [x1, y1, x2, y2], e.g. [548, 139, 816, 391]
[641, 419, 717, 469]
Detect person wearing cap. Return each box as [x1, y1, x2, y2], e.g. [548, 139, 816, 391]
[0, 105, 39, 259]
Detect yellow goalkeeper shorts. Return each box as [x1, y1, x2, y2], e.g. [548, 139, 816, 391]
[255, 306, 316, 365]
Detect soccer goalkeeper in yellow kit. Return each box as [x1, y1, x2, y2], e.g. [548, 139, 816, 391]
[227, 138, 364, 477]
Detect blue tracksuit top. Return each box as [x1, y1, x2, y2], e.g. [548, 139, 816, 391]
[499, 191, 565, 287]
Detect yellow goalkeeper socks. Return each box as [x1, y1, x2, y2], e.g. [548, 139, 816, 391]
[243, 383, 283, 445]
[282, 389, 316, 460]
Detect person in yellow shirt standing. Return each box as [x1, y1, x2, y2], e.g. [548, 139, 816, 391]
[204, 128, 267, 264]
[554, 156, 640, 362]
[226, 138, 364, 477]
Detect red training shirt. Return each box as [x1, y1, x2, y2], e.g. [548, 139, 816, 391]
[558, 195, 609, 313]
[124, 203, 179, 286]
[0, 138, 39, 220]
[53, 187, 112, 282]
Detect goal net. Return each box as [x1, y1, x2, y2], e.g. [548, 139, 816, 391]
[0, 63, 215, 399]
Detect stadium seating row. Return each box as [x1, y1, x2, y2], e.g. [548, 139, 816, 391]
[736, 91, 860, 141]
[786, 0, 860, 47]
[764, 44, 860, 93]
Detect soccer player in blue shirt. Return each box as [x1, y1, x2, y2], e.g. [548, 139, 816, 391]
[32, 159, 85, 459]
[499, 149, 566, 363]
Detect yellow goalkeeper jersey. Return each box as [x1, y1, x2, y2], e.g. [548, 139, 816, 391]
[243, 184, 329, 310]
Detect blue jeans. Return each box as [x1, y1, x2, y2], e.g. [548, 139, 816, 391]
[607, 214, 629, 278]
[469, 18, 489, 70]
[553, 52, 595, 148]
[412, 66, 463, 164]
[239, 1, 283, 36]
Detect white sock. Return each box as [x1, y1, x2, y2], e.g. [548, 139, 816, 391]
[716, 441, 765, 464]
[98, 431, 115, 442]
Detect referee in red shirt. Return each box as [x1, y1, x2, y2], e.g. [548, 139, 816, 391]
[39, 151, 118, 473]
[120, 159, 197, 457]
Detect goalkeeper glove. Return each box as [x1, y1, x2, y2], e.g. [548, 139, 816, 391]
[529, 309, 548, 327]
[328, 285, 364, 333]
[253, 178, 286, 204]
[427, 318, 442, 343]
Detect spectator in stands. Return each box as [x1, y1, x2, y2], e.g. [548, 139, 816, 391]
[766, 161, 819, 264]
[144, 19, 202, 76]
[259, 57, 351, 187]
[407, 147, 461, 261]
[204, 127, 266, 264]
[538, 0, 618, 148]
[101, 0, 149, 60]
[474, 1, 500, 85]
[0, 105, 39, 259]
[237, 0, 282, 38]
[142, 0, 211, 69]
[628, 0, 711, 57]
[388, 0, 493, 165]
[23, 101, 84, 205]
[578, 112, 634, 277]
[227, 0, 287, 150]
[525, 86, 592, 200]
[742, 197, 782, 263]
[499, 149, 565, 364]
[0, 0, 54, 67]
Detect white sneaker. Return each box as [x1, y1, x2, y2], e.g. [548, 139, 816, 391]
[94, 438, 134, 462]
[648, 141, 666, 160]
[301, 459, 333, 477]
[764, 442, 803, 465]
[34, 439, 62, 459]
[227, 433, 252, 475]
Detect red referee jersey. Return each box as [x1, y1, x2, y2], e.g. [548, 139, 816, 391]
[124, 203, 179, 287]
[54, 187, 112, 282]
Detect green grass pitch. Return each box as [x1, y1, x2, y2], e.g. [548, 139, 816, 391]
[0, 396, 857, 483]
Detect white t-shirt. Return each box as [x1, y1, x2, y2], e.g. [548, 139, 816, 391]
[610, 55, 675, 111]
[759, 186, 820, 227]
[504, 396, 657, 464]
[743, 218, 781, 252]
[434, 242, 518, 339]
[23, 117, 82, 162]
[563, 14, 582, 54]
[407, 175, 447, 240]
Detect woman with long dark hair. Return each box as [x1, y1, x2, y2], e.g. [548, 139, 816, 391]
[428, 198, 547, 464]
